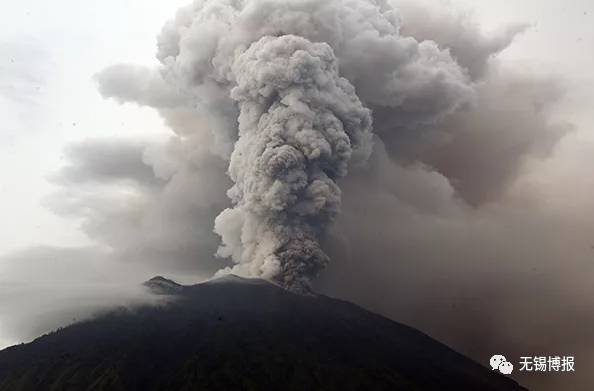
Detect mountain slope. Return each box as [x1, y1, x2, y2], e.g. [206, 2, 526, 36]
[0, 276, 527, 391]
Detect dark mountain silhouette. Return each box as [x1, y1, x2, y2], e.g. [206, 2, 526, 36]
[0, 275, 527, 391]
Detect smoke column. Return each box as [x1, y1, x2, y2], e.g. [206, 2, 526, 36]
[214, 35, 372, 292]
[151, 0, 473, 291]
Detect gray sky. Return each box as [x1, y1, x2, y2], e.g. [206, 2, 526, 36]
[1, 2, 593, 390]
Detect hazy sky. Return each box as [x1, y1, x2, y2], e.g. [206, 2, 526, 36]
[0, 0, 189, 253]
[1, 2, 593, 390]
[0, 0, 187, 350]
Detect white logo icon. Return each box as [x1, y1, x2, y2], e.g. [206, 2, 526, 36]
[490, 354, 514, 374]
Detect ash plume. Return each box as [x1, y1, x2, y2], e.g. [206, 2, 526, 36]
[214, 35, 372, 291]
[143, 0, 473, 290]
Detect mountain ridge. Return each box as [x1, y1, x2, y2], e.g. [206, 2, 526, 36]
[0, 275, 528, 391]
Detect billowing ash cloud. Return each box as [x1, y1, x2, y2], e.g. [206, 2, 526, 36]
[102, 0, 475, 290]
[214, 35, 373, 291]
[393, 0, 528, 80]
[155, 0, 474, 128]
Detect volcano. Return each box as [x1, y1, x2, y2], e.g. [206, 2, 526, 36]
[0, 275, 527, 390]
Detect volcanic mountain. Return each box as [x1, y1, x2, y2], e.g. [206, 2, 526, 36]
[0, 275, 527, 391]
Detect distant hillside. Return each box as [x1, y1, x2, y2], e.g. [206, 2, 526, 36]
[0, 275, 528, 391]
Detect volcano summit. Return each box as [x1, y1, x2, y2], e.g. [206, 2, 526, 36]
[0, 276, 526, 391]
